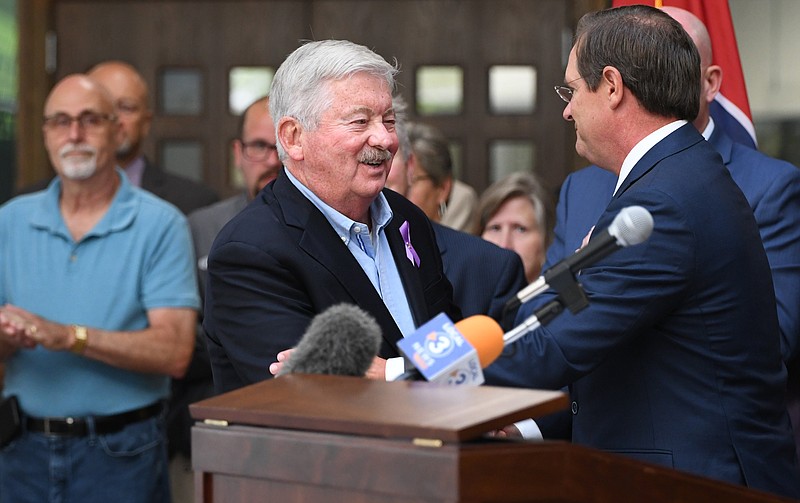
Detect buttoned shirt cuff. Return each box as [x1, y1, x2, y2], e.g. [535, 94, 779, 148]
[385, 356, 406, 381]
[514, 419, 543, 440]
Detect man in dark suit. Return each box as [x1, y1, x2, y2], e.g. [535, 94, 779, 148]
[542, 8, 800, 365]
[87, 61, 219, 215]
[497, 5, 799, 497]
[495, 6, 800, 458]
[204, 40, 460, 394]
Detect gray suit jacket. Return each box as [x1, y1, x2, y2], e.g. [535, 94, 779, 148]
[188, 193, 249, 299]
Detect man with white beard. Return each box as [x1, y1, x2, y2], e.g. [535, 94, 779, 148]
[0, 74, 199, 503]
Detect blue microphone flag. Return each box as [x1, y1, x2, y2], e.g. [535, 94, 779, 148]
[397, 313, 484, 386]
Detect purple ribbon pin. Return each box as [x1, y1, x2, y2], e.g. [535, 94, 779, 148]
[399, 221, 421, 268]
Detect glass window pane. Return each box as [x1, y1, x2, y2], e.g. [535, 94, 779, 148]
[489, 65, 537, 115]
[755, 118, 800, 167]
[489, 140, 535, 182]
[159, 68, 203, 115]
[229, 66, 274, 115]
[416, 66, 463, 115]
[160, 140, 204, 182]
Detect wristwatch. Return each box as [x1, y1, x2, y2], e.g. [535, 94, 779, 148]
[70, 325, 88, 354]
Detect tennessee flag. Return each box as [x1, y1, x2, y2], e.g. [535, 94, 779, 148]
[611, 0, 757, 148]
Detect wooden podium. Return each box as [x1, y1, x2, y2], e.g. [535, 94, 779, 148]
[190, 375, 790, 502]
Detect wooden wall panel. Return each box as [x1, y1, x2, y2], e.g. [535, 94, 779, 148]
[18, 0, 597, 198]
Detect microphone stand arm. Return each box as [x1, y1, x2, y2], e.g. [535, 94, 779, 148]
[503, 299, 563, 345]
[503, 264, 590, 345]
[542, 261, 589, 314]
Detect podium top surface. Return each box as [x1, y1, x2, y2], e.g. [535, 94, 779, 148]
[190, 374, 567, 443]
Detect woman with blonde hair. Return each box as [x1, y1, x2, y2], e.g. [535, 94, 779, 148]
[474, 171, 549, 283]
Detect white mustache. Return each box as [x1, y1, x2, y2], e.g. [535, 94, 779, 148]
[58, 143, 98, 180]
[59, 143, 97, 159]
[358, 148, 392, 164]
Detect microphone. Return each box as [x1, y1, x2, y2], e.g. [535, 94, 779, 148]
[506, 206, 654, 311]
[395, 314, 504, 384]
[457, 315, 504, 368]
[277, 303, 382, 377]
[400, 306, 599, 384]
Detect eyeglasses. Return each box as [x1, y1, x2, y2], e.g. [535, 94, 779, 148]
[240, 139, 278, 161]
[553, 77, 585, 103]
[43, 111, 115, 133]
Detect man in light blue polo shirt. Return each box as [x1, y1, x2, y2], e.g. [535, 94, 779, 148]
[0, 74, 198, 503]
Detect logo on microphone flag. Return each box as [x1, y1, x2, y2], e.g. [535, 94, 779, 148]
[397, 313, 485, 386]
[611, 0, 757, 148]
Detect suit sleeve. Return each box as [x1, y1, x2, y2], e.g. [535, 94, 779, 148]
[752, 166, 800, 362]
[503, 189, 696, 389]
[204, 237, 317, 390]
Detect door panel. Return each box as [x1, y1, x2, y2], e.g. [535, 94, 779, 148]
[54, 1, 310, 197]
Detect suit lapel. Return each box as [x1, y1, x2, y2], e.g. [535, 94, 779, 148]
[385, 210, 429, 327]
[271, 174, 406, 347]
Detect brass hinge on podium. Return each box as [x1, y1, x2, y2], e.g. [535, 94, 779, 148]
[412, 438, 443, 448]
[203, 419, 229, 427]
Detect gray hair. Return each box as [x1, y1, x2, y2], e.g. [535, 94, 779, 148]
[406, 121, 452, 187]
[270, 39, 399, 160]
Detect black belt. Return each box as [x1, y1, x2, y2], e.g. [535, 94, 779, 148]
[26, 403, 162, 437]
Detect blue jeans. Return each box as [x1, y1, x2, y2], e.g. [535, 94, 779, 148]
[0, 413, 170, 503]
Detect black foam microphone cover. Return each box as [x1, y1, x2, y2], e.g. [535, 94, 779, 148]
[277, 303, 382, 377]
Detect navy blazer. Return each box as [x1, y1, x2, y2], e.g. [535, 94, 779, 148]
[433, 223, 527, 328]
[711, 129, 800, 362]
[503, 124, 800, 497]
[203, 170, 460, 394]
[538, 128, 800, 363]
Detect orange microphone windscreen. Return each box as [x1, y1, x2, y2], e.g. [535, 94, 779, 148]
[454, 315, 504, 368]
